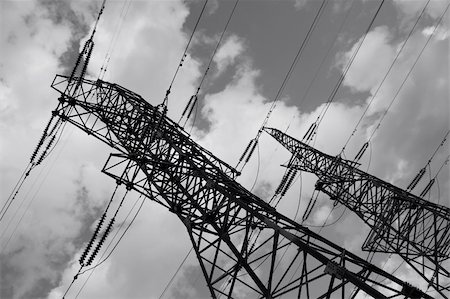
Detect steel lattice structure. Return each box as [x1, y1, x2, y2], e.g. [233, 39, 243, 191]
[49, 74, 435, 298]
[264, 127, 450, 298]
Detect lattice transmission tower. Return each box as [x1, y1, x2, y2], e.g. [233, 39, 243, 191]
[264, 127, 450, 298]
[42, 72, 438, 299]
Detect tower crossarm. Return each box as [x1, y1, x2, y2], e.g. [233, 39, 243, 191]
[50, 75, 434, 298]
[51, 75, 239, 179]
[264, 126, 450, 296]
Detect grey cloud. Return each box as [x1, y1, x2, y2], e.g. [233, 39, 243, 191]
[169, 264, 211, 299]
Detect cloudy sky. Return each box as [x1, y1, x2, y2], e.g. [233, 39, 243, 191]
[0, 0, 449, 298]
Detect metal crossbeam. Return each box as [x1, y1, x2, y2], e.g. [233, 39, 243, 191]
[264, 126, 450, 297]
[50, 75, 433, 298]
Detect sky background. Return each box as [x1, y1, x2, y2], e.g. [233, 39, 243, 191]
[0, 0, 449, 298]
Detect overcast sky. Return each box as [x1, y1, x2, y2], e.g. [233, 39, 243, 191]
[0, 0, 449, 298]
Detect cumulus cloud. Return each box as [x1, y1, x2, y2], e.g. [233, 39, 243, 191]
[294, 0, 310, 10]
[423, 25, 449, 40]
[0, 1, 111, 297]
[1, 0, 448, 298]
[393, 0, 448, 20]
[0, 0, 202, 298]
[338, 26, 395, 93]
[213, 34, 245, 77]
[337, 21, 449, 191]
[332, 9, 449, 295]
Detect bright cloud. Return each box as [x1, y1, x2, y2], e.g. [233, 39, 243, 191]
[213, 34, 245, 77]
[393, 0, 448, 20]
[294, 0, 310, 10]
[338, 26, 395, 93]
[0, 0, 201, 298]
[0, 0, 448, 298]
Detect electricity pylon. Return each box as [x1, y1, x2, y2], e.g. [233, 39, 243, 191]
[264, 127, 450, 298]
[48, 74, 434, 298]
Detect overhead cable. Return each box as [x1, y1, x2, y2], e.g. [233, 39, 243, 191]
[420, 155, 449, 198]
[237, 0, 328, 171]
[340, 0, 431, 156]
[407, 130, 449, 192]
[163, 0, 209, 107]
[158, 247, 194, 299]
[296, 0, 356, 121]
[98, 0, 132, 80]
[367, 2, 450, 142]
[75, 194, 146, 299]
[180, 0, 240, 126]
[308, 0, 386, 143]
[1, 0, 108, 227]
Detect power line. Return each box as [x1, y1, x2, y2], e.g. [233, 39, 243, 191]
[237, 0, 328, 172]
[62, 183, 126, 298]
[419, 154, 450, 198]
[295, 0, 356, 121]
[98, 0, 132, 80]
[406, 130, 449, 192]
[179, 0, 240, 126]
[366, 2, 450, 142]
[1, 0, 108, 227]
[340, 0, 431, 156]
[163, 0, 209, 107]
[0, 117, 67, 225]
[269, 0, 355, 206]
[74, 194, 146, 299]
[158, 247, 193, 299]
[312, 0, 386, 140]
[0, 134, 63, 252]
[64, 188, 137, 298]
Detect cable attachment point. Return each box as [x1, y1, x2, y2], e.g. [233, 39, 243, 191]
[87, 217, 115, 266]
[354, 141, 369, 162]
[274, 169, 290, 195]
[406, 167, 426, 191]
[238, 139, 254, 163]
[303, 192, 318, 222]
[185, 95, 199, 122]
[280, 168, 297, 197]
[303, 122, 317, 142]
[419, 178, 435, 198]
[79, 213, 107, 266]
[245, 139, 258, 163]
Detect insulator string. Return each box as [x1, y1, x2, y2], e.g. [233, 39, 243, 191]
[310, 0, 386, 143]
[407, 167, 426, 191]
[420, 155, 450, 198]
[164, 0, 209, 108]
[0, 113, 66, 224]
[98, 0, 132, 80]
[354, 141, 369, 162]
[237, 0, 327, 172]
[295, 0, 356, 123]
[79, 183, 119, 267]
[340, 0, 431, 155]
[268, 0, 356, 210]
[75, 194, 146, 299]
[179, 0, 240, 126]
[419, 130, 449, 171]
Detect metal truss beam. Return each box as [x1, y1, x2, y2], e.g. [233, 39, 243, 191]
[264, 126, 450, 298]
[50, 75, 433, 298]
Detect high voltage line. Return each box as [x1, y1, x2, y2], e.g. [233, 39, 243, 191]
[340, 0, 432, 156]
[2, 1, 450, 298]
[237, 0, 328, 172]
